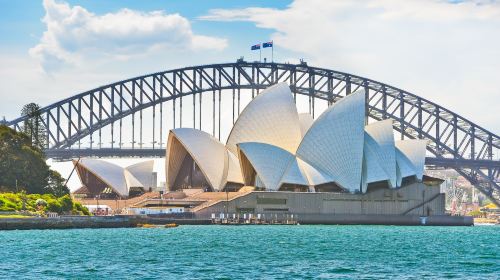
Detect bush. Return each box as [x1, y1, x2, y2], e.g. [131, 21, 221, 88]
[36, 198, 47, 207]
[58, 195, 73, 213]
[2, 193, 21, 205]
[46, 199, 62, 213]
[0, 192, 90, 215]
[0, 197, 19, 211]
[74, 202, 90, 216]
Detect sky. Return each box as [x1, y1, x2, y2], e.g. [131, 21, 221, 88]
[1, 0, 499, 190]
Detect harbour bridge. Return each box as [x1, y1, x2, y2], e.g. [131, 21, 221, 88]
[2, 61, 499, 205]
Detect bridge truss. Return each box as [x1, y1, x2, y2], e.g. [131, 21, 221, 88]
[3, 61, 499, 205]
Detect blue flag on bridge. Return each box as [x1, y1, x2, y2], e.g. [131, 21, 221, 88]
[251, 44, 261, 50]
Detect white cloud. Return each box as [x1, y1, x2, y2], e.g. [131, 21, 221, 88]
[30, 0, 228, 72]
[200, 0, 500, 133]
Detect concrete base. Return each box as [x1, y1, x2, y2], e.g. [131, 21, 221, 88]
[295, 214, 473, 226]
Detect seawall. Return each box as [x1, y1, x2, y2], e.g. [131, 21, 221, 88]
[0, 216, 135, 230]
[0, 216, 211, 230]
[0, 214, 472, 230]
[293, 214, 473, 226]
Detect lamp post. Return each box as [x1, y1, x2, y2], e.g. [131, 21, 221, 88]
[96, 194, 100, 216]
[225, 188, 229, 220]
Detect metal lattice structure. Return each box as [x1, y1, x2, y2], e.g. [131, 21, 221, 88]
[3, 61, 499, 205]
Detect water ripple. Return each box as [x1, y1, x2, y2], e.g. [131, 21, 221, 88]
[0, 225, 499, 279]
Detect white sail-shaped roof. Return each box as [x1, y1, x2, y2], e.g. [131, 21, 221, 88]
[166, 128, 228, 191]
[362, 136, 391, 192]
[298, 113, 314, 137]
[237, 141, 335, 190]
[237, 142, 296, 191]
[296, 157, 334, 186]
[363, 120, 397, 188]
[226, 151, 244, 184]
[395, 148, 417, 187]
[279, 157, 310, 188]
[296, 91, 366, 193]
[75, 159, 129, 197]
[125, 160, 155, 188]
[396, 140, 427, 180]
[161, 83, 428, 194]
[165, 133, 188, 191]
[226, 83, 302, 155]
[123, 169, 144, 189]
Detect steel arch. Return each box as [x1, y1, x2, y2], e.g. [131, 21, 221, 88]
[4, 61, 499, 205]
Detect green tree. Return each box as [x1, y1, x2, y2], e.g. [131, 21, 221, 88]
[47, 170, 70, 197]
[21, 103, 47, 151]
[0, 125, 67, 195]
[0, 125, 49, 193]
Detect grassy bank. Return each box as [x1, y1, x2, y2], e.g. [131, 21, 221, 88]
[0, 214, 32, 219]
[0, 192, 90, 216]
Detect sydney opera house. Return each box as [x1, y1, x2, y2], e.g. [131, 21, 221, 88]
[74, 83, 450, 222]
[165, 82, 428, 195]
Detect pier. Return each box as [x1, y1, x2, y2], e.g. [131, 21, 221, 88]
[211, 213, 299, 225]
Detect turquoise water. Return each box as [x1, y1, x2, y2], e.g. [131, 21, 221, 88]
[1, 225, 499, 279]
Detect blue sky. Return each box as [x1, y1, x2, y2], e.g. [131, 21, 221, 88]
[0, 0, 499, 135]
[0, 0, 289, 50]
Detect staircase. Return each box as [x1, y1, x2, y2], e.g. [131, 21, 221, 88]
[190, 191, 252, 212]
[402, 193, 442, 215]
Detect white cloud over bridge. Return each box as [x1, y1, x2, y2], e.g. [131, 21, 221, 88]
[200, 0, 500, 134]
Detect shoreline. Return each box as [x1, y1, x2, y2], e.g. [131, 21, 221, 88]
[0, 216, 211, 230]
[0, 214, 473, 230]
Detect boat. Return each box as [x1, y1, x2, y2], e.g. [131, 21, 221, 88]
[165, 223, 178, 228]
[139, 224, 157, 228]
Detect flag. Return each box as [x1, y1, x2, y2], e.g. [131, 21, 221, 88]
[251, 44, 261, 50]
[263, 41, 273, 48]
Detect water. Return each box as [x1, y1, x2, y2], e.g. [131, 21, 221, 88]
[1, 225, 499, 279]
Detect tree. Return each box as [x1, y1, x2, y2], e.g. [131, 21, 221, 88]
[21, 103, 47, 151]
[0, 125, 65, 195]
[47, 170, 70, 197]
[0, 125, 47, 193]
